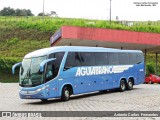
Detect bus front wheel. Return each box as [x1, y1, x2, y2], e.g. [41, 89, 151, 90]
[61, 86, 70, 101]
[119, 80, 126, 92]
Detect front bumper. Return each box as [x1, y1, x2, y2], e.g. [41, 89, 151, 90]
[19, 85, 49, 99]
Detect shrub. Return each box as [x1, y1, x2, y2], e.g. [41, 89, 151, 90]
[146, 64, 155, 76]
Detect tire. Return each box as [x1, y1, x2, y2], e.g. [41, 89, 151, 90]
[151, 81, 154, 84]
[61, 86, 70, 101]
[41, 99, 48, 102]
[127, 79, 133, 90]
[119, 80, 126, 92]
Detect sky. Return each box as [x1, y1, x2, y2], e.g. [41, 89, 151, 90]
[0, 0, 160, 21]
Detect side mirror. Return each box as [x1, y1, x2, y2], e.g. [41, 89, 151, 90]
[12, 62, 22, 74]
[39, 58, 56, 72]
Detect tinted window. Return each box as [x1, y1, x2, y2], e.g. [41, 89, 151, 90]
[108, 53, 119, 65]
[45, 52, 64, 82]
[95, 52, 108, 65]
[64, 52, 82, 70]
[136, 53, 144, 63]
[45, 62, 55, 82]
[75, 52, 82, 66]
[129, 53, 137, 64]
[119, 53, 129, 65]
[80, 52, 95, 66]
[54, 52, 65, 67]
[64, 52, 76, 69]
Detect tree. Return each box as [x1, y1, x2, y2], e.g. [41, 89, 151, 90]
[15, 9, 34, 16]
[0, 7, 34, 16]
[37, 12, 49, 16]
[38, 12, 44, 16]
[0, 7, 15, 16]
[26, 9, 34, 16]
[37, 11, 58, 17]
[146, 64, 155, 76]
[50, 11, 58, 17]
[15, 9, 22, 16]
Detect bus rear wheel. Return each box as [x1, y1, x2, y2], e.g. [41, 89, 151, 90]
[119, 80, 126, 92]
[127, 79, 133, 90]
[61, 86, 70, 101]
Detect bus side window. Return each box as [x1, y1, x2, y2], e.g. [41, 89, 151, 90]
[45, 63, 54, 82]
[54, 52, 65, 75]
[80, 52, 95, 66]
[46, 52, 64, 81]
[119, 53, 129, 65]
[75, 52, 81, 66]
[136, 53, 144, 63]
[129, 53, 137, 64]
[108, 53, 119, 65]
[64, 52, 76, 70]
[95, 52, 108, 66]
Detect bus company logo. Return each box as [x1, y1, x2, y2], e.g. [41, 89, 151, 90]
[75, 65, 133, 76]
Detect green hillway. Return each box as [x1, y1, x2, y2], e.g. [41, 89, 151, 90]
[0, 16, 160, 82]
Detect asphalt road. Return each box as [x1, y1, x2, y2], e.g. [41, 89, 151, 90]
[0, 83, 160, 120]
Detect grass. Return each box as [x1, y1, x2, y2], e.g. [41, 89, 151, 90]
[0, 38, 50, 83]
[0, 72, 19, 83]
[0, 16, 160, 82]
[0, 38, 49, 57]
[0, 16, 160, 33]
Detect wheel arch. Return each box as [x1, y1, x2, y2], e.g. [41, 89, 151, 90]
[128, 77, 135, 85]
[120, 77, 127, 83]
[60, 83, 74, 96]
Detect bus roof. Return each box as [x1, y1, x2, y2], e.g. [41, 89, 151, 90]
[24, 46, 143, 58]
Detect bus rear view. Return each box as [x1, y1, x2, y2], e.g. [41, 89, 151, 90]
[12, 46, 145, 101]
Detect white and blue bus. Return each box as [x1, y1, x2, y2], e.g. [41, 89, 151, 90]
[12, 46, 144, 101]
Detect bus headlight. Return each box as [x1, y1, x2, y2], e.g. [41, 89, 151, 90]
[36, 85, 49, 92]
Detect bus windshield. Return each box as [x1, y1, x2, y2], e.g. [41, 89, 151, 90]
[19, 56, 47, 87]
